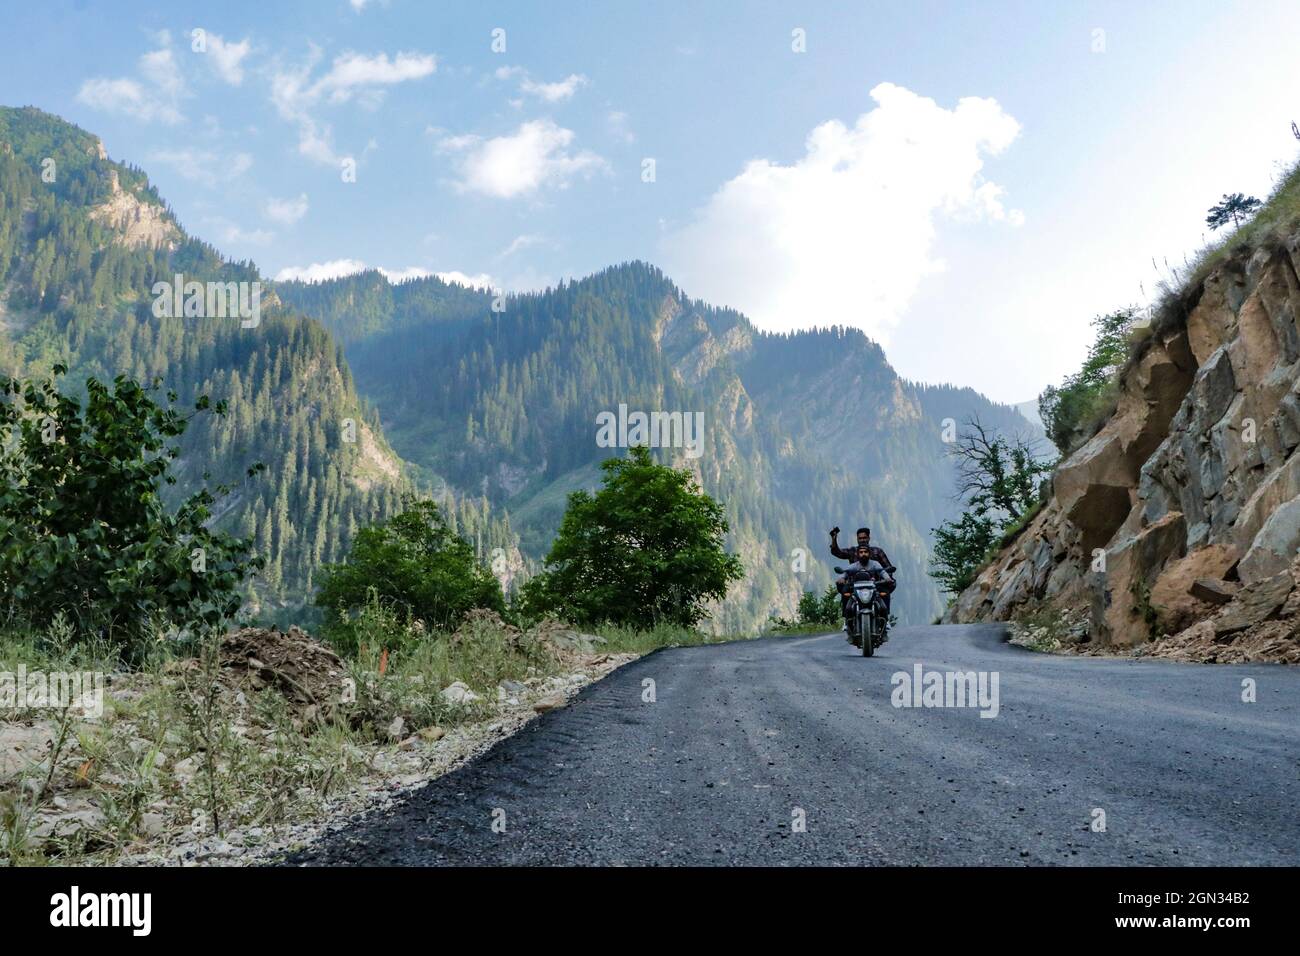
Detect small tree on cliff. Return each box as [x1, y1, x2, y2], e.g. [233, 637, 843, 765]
[1205, 193, 1262, 231]
[928, 419, 1052, 597]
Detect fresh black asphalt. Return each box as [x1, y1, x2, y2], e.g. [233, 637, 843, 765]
[284, 624, 1299, 866]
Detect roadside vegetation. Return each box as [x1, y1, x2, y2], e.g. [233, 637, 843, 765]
[768, 585, 841, 634]
[934, 151, 1299, 601]
[0, 369, 747, 865]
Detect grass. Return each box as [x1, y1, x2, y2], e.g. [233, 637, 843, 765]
[1, 607, 751, 865]
[1009, 604, 1086, 652]
[1131, 156, 1300, 370]
[1056, 155, 1300, 453]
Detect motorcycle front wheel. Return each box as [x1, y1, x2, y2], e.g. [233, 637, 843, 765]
[860, 610, 873, 657]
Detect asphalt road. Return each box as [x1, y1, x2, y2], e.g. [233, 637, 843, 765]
[285, 624, 1300, 866]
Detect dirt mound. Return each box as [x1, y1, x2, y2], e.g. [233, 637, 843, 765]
[218, 626, 350, 715]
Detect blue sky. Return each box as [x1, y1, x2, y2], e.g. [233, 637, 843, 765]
[2, 0, 1298, 403]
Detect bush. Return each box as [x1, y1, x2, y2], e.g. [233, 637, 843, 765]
[315, 498, 505, 654]
[797, 585, 842, 627]
[0, 367, 262, 662]
[519, 446, 743, 630]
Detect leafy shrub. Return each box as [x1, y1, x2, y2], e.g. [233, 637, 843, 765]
[0, 367, 262, 662]
[518, 446, 743, 630]
[797, 585, 842, 627]
[315, 498, 505, 654]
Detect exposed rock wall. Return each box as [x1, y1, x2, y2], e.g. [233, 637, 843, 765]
[947, 231, 1300, 661]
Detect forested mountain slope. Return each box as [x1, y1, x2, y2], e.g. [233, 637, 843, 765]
[0, 107, 516, 620]
[279, 263, 1039, 629]
[2, 105, 1037, 632]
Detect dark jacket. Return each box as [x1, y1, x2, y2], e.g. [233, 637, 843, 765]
[830, 535, 894, 573]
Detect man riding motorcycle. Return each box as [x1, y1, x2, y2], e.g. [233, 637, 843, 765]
[836, 544, 895, 647]
[830, 526, 896, 616]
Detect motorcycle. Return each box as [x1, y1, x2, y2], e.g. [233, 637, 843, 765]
[835, 566, 889, 657]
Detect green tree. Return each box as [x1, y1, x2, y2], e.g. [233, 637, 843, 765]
[797, 585, 842, 627]
[0, 367, 263, 660]
[1205, 192, 1262, 231]
[928, 419, 1051, 598]
[520, 446, 743, 630]
[1039, 307, 1140, 454]
[315, 498, 505, 654]
[947, 418, 1053, 523]
[929, 512, 998, 595]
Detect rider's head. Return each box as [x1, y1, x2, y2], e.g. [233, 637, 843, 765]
[855, 544, 872, 563]
[856, 527, 871, 546]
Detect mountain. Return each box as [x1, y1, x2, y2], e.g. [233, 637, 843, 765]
[1014, 399, 1043, 429]
[0, 106, 518, 622]
[278, 263, 1039, 629]
[2, 105, 1039, 633]
[946, 165, 1300, 663]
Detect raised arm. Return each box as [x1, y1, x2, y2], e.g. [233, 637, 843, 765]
[829, 527, 853, 561]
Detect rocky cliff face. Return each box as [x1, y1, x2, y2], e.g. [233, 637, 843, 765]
[947, 229, 1300, 662]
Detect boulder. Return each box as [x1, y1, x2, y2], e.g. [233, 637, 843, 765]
[1212, 570, 1294, 636]
[1238, 496, 1300, 584]
[1190, 578, 1237, 605]
[1149, 543, 1239, 634]
[1093, 511, 1187, 646]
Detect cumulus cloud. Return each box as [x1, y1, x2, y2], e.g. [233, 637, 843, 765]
[439, 119, 606, 198]
[273, 260, 494, 289]
[433, 270, 495, 290]
[265, 193, 310, 225]
[77, 35, 187, 124]
[274, 259, 368, 283]
[660, 82, 1023, 343]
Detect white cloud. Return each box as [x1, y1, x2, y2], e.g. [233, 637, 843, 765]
[77, 36, 187, 124]
[274, 259, 369, 283]
[265, 193, 310, 225]
[519, 73, 587, 103]
[273, 259, 493, 289]
[440, 119, 606, 199]
[315, 51, 436, 103]
[498, 234, 542, 258]
[270, 47, 435, 165]
[661, 82, 1023, 344]
[379, 266, 433, 283]
[435, 270, 495, 290]
[206, 34, 251, 86]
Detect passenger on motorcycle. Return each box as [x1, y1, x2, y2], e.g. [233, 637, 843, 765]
[836, 544, 895, 641]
